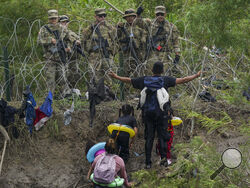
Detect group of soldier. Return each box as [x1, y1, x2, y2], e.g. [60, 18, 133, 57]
[38, 5, 181, 97]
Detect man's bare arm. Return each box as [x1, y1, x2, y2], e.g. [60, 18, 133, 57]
[109, 71, 132, 84]
[176, 71, 201, 84]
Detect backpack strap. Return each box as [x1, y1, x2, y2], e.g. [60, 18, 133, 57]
[157, 87, 169, 111]
[153, 23, 165, 38]
[114, 125, 123, 155]
[114, 124, 122, 142]
[139, 87, 147, 109]
[140, 76, 164, 112]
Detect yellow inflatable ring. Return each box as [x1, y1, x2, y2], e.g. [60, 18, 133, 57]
[107, 123, 135, 138]
[171, 117, 183, 126]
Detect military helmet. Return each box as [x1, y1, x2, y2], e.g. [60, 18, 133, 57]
[123, 8, 137, 19]
[95, 8, 106, 16]
[48, 9, 58, 19]
[155, 6, 166, 14]
[59, 15, 69, 22]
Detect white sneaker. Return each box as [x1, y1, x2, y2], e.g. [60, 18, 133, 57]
[167, 159, 172, 165]
[85, 91, 89, 100]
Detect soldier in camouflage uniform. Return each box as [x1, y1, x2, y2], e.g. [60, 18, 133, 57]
[136, 6, 181, 73]
[82, 8, 117, 85]
[117, 9, 146, 77]
[59, 15, 82, 89]
[38, 10, 77, 97]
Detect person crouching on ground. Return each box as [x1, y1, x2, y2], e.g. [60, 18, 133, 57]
[87, 138, 133, 187]
[111, 104, 138, 163]
[109, 61, 201, 169]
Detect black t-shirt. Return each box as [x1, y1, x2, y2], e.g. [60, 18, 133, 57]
[131, 76, 176, 91]
[111, 115, 137, 139]
[116, 115, 137, 128]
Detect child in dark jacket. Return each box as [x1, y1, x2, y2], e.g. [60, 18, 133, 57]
[111, 104, 138, 163]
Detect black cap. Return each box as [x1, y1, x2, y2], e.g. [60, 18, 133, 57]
[152, 61, 164, 74]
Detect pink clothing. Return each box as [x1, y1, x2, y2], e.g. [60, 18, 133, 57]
[94, 149, 105, 157]
[92, 154, 129, 187]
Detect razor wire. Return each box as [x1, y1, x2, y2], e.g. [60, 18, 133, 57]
[0, 16, 249, 106]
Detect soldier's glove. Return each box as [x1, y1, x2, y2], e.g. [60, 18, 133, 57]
[136, 6, 144, 16]
[173, 55, 180, 65]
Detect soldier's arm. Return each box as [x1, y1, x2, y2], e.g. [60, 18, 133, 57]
[139, 27, 147, 51]
[63, 27, 77, 43]
[171, 24, 180, 55]
[81, 26, 93, 53]
[69, 30, 80, 41]
[81, 26, 92, 43]
[134, 17, 151, 30]
[37, 27, 54, 45]
[109, 25, 119, 55]
[115, 23, 124, 52]
[116, 22, 123, 39]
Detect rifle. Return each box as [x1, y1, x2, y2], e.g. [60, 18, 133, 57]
[44, 25, 67, 64]
[119, 26, 139, 61]
[145, 25, 166, 61]
[72, 41, 86, 57]
[92, 26, 110, 58]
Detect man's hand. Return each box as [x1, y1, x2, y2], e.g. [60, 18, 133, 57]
[109, 71, 132, 83]
[136, 6, 144, 16]
[108, 71, 117, 78]
[176, 70, 203, 84]
[51, 38, 56, 44]
[196, 71, 202, 77]
[75, 40, 81, 45]
[65, 47, 71, 53]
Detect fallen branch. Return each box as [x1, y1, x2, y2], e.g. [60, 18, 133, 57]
[103, 0, 124, 15]
[0, 125, 10, 176]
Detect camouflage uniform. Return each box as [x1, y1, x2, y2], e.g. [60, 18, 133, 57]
[117, 9, 146, 77]
[38, 10, 76, 96]
[135, 6, 180, 73]
[82, 8, 117, 85]
[59, 15, 82, 88]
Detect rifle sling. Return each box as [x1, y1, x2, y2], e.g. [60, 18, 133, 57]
[120, 27, 138, 51]
[44, 25, 67, 64]
[44, 25, 59, 39]
[91, 25, 110, 58]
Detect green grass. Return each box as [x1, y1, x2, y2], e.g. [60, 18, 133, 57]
[132, 136, 249, 188]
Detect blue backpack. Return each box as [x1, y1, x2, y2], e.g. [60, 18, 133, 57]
[142, 76, 164, 114]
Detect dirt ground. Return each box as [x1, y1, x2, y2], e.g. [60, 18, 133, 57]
[0, 99, 249, 188]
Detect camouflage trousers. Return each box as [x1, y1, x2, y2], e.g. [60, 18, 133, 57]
[44, 59, 70, 96]
[121, 52, 145, 77]
[67, 59, 82, 88]
[87, 53, 114, 86]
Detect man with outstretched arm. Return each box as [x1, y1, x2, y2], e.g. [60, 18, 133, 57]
[109, 61, 201, 169]
[109, 68, 200, 85]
